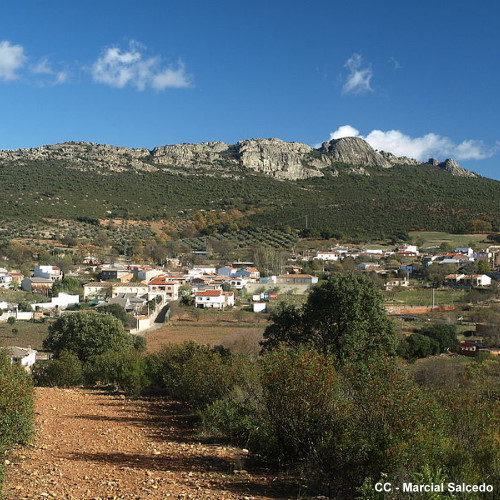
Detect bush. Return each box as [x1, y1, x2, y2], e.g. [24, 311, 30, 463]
[257, 347, 339, 465]
[84, 349, 149, 396]
[32, 351, 83, 387]
[146, 342, 241, 407]
[132, 335, 147, 352]
[0, 349, 35, 493]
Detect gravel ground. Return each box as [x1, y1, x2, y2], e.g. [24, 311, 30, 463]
[5, 388, 295, 500]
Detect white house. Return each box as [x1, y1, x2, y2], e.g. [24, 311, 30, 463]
[33, 265, 63, 281]
[315, 251, 342, 261]
[32, 293, 80, 310]
[467, 274, 492, 287]
[384, 278, 410, 290]
[0, 272, 13, 288]
[83, 282, 113, 300]
[185, 267, 217, 278]
[134, 269, 165, 282]
[195, 290, 235, 309]
[229, 278, 248, 290]
[276, 274, 318, 285]
[253, 302, 267, 313]
[7, 346, 37, 370]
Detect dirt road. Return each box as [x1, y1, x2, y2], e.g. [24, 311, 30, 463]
[5, 388, 294, 500]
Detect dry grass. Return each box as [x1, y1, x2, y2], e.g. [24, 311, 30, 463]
[0, 320, 50, 350]
[145, 324, 265, 354]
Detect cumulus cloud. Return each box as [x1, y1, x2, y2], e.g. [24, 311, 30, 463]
[328, 125, 496, 161]
[91, 41, 191, 91]
[330, 125, 360, 140]
[0, 40, 26, 81]
[342, 53, 373, 95]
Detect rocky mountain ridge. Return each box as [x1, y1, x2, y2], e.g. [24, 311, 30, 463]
[0, 136, 478, 180]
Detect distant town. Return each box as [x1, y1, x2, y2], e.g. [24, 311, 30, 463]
[3, 237, 500, 368]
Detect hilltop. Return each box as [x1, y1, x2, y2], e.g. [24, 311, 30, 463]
[0, 136, 497, 239]
[0, 136, 477, 180]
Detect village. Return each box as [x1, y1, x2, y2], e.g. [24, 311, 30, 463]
[2, 238, 500, 369]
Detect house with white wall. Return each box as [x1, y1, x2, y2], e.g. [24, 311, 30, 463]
[33, 265, 63, 281]
[195, 290, 235, 309]
[7, 346, 37, 371]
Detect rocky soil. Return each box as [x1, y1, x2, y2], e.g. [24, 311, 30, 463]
[5, 388, 295, 500]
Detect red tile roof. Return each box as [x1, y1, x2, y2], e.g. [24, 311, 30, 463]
[196, 290, 222, 297]
[149, 277, 178, 286]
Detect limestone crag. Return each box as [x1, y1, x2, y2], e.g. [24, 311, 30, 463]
[320, 137, 392, 168]
[0, 136, 478, 179]
[438, 158, 478, 178]
[0, 142, 155, 172]
[235, 138, 324, 179]
[379, 151, 421, 167]
[151, 141, 231, 169]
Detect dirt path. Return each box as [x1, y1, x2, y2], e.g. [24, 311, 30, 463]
[5, 388, 294, 500]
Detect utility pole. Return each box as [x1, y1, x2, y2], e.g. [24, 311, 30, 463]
[432, 287, 435, 310]
[305, 215, 308, 230]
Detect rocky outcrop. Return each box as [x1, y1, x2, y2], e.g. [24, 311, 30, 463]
[235, 138, 324, 179]
[379, 151, 421, 167]
[151, 142, 231, 169]
[0, 142, 155, 172]
[320, 137, 392, 168]
[150, 138, 327, 179]
[437, 158, 478, 177]
[0, 137, 478, 180]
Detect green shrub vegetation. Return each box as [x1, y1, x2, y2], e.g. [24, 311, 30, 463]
[0, 349, 35, 493]
[32, 350, 83, 387]
[261, 274, 398, 365]
[84, 349, 149, 396]
[43, 311, 134, 362]
[2, 158, 500, 239]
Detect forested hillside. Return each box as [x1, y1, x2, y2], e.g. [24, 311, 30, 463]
[2, 156, 500, 239]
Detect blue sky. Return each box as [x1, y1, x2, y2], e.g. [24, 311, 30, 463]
[0, 0, 499, 178]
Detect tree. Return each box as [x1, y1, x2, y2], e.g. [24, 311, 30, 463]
[477, 260, 491, 273]
[43, 311, 133, 362]
[419, 324, 459, 353]
[17, 301, 32, 312]
[262, 274, 398, 365]
[52, 277, 81, 297]
[97, 303, 130, 327]
[404, 333, 440, 360]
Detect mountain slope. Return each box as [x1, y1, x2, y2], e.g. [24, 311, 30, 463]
[0, 137, 496, 238]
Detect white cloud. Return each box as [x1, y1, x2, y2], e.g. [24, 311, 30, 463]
[91, 41, 191, 91]
[32, 57, 69, 85]
[342, 53, 373, 95]
[328, 125, 496, 161]
[54, 71, 68, 84]
[32, 58, 52, 74]
[0, 40, 26, 81]
[330, 125, 360, 140]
